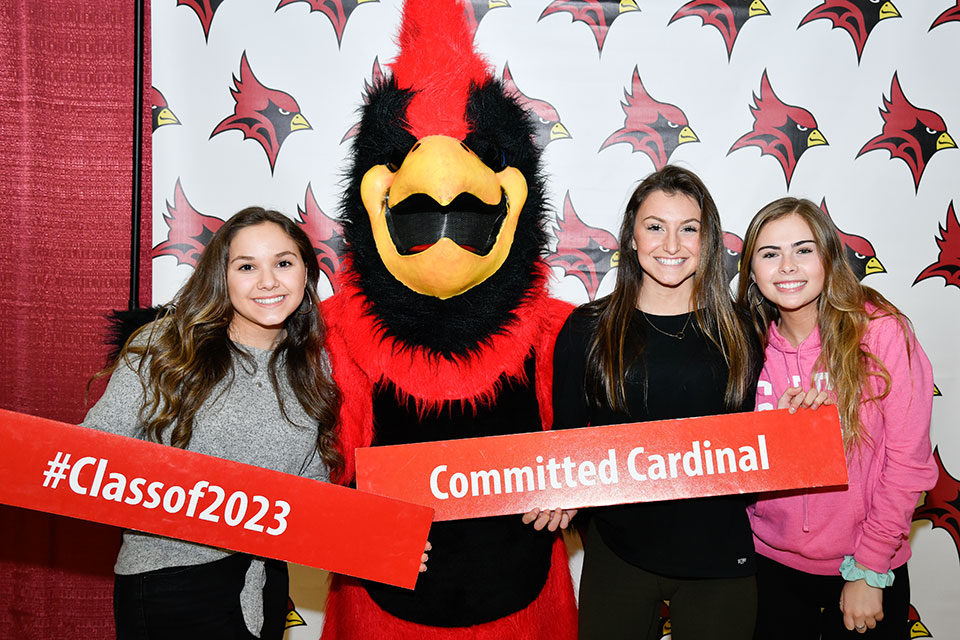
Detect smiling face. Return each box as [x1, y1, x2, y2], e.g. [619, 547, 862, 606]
[632, 190, 701, 303]
[750, 213, 825, 324]
[226, 222, 307, 349]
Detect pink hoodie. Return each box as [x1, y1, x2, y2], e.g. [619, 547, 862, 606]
[747, 313, 937, 575]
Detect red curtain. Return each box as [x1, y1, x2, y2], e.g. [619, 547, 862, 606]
[0, 1, 150, 636]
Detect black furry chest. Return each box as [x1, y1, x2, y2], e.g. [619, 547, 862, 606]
[362, 353, 555, 626]
[370, 354, 542, 445]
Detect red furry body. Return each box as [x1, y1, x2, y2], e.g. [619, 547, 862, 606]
[319, 263, 577, 639]
[321, 539, 577, 640]
[319, 1, 579, 635]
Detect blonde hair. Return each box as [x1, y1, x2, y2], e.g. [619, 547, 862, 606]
[736, 197, 910, 448]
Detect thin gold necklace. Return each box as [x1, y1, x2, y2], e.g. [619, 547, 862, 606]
[640, 309, 692, 340]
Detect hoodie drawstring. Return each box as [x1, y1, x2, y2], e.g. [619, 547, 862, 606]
[802, 493, 810, 533]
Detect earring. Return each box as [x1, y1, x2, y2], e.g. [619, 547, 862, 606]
[747, 281, 765, 308]
[296, 290, 313, 315]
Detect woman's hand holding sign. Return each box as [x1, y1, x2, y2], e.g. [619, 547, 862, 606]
[778, 386, 833, 413]
[522, 507, 578, 532]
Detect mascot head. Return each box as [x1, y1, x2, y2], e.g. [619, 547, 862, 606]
[340, 0, 548, 359]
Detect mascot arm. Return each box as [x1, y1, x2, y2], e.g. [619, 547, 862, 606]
[323, 298, 376, 484]
[534, 297, 575, 431]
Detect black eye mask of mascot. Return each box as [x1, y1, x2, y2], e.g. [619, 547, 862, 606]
[319, 1, 577, 638]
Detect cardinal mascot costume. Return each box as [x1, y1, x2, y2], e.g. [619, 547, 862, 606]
[318, 0, 578, 638]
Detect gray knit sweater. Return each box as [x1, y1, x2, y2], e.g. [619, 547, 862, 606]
[82, 327, 329, 636]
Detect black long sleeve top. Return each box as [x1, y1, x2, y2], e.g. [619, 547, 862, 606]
[552, 307, 760, 579]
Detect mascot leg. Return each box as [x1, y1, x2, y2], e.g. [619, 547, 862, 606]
[320, 538, 577, 640]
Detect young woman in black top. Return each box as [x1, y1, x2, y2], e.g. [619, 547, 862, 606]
[544, 166, 761, 639]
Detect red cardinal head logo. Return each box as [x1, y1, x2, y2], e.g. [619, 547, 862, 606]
[931, 0, 960, 30]
[914, 201, 960, 289]
[819, 199, 884, 281]
[728, 70, 827, 188]
[151, 87, 180, 133]
[502, 62, 571, 150]
[723, 231, 743, 284]
[388, 0, 493, 141]
[285, 597, 306, 629]
[539, 0, 640, 53]
[669, 0, 771, 60]
[913, 447, 960, 563]
[658, 601, 672, 638]
[211, 53, 312, 174]
[341, 57, 385, 143]
[153, 180, 224, 267]
[462, 0, 511, 39]
[545, 192, 619, 300]
[799, 0, 900, 62]
[599, 68, 698, 170]
[296, 184, 346, 292]
[275, 0, 378, 47]
[858, 73, 956, 191]
[908, 604, 933, 638]
[177, 0, 225, 41]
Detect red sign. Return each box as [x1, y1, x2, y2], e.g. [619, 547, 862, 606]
[356, 408, 847, 521]
[0, 409, 433, 590]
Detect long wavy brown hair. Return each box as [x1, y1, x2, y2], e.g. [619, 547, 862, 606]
[115, 207, 342, 472]
[582, 165, 756, 412]
[736, 197, 909, 448]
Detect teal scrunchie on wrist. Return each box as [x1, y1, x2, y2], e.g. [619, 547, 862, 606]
[839, 556, 896, 588]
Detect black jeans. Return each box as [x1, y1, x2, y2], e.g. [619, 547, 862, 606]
[754, 554, 910, 640]
[578, 518, 757, 640]
[113, 553, 288, 640]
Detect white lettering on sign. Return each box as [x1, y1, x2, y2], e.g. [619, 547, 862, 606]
[42, 452, 290, 536]
[427, 438, 770, 501]
[429, 449, 620, 500]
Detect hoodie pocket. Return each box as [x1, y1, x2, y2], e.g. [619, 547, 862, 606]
[750, 480, 865, 562]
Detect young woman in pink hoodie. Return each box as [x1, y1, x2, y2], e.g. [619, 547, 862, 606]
[736, 198, 937, 639]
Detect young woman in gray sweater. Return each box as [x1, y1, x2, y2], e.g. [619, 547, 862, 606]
[83, 208, 341, 639]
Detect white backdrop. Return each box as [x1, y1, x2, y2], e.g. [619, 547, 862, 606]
[152, 1, 960, 637]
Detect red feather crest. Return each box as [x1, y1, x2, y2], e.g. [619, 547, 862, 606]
[341, 57, 385, 143]
[177, 0, 225, 41]
[210, 53, 311, 173]
[501, 62, 569, 149]
[819, 199, 875, 262]
[728, 70, 824, 187]
[931, 1, 960, 30]
[153, 179, 224, 268]
[599, 67, 695, 170]
[461, 0, 511, 39]
[722, 231, 743, 283]
[296, 183, 346, 293]
[539, 0, 640, 53]
[389, 0, 492, 140]
[545, 192, 619, 300]
[670, 0, 770, 60]
[914, 202, 960, 289]
[857, 73, 954, 191]
[275, 0, 378, 47]
[799, 0, 900, 62]
[913, 447, 960, 561]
